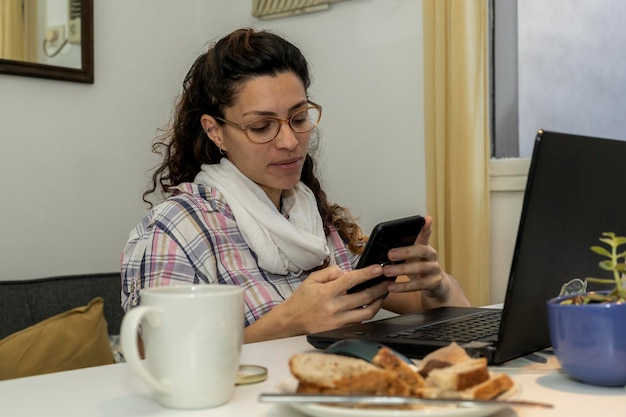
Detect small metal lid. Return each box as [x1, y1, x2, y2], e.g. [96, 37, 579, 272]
[236, 364, 268, 385]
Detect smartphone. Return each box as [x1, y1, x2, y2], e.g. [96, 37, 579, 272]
[347, 215, 425, 294]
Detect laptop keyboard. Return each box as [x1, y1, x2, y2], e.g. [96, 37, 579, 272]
[384, 310, 502, 343]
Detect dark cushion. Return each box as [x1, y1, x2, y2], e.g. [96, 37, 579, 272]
[0, 272, 123, 339]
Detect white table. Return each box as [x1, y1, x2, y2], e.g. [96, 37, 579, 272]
[1, 335, 624, 417]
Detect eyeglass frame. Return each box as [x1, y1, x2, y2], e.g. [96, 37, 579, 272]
[214, 101, 322, 144]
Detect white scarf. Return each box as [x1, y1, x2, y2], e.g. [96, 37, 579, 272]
[194, 159, 330, 275]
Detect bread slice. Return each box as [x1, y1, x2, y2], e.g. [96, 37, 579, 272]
[372, 347, 425, 394]
[417, 342, 471, 377]
[289, 352, 378, 389]
[422, 372, 514, 400]
[289, 352, 411, 396]
[458, 372, 514, 400]
[425, 358, 489, 391]
[333, 369, 412, 396]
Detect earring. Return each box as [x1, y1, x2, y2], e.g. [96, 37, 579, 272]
[219, 148, 225, 155]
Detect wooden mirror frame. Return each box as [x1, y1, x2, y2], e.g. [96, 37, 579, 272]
[0, 0, 94, 84]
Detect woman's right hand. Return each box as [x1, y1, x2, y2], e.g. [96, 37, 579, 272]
[243, 264, 389, 343]
[280, 264, 390, 335]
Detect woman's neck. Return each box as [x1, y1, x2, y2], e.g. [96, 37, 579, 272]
[261, 187, 283, 210]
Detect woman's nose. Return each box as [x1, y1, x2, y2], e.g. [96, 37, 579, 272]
[273, 120, 299, 149]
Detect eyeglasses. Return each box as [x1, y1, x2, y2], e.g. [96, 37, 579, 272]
[215, 101, 322, 144]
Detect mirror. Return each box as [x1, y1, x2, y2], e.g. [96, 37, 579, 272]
[0, 0, 93, 83]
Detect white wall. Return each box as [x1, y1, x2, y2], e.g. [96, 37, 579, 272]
[0, 0, 425, 280]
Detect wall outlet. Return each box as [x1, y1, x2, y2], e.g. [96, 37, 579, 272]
[45, 25, 65, 48]
[68, 18, 81, 44]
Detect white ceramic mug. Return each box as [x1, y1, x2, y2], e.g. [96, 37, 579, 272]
[120, 284, 244, 409]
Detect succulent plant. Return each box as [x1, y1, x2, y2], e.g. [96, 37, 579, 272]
[561, 232, 626, 305]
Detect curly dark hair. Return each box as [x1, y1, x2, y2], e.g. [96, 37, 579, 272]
[144, 28, 365, 253]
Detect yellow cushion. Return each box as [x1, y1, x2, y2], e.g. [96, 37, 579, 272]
[0, 297, 115, 380]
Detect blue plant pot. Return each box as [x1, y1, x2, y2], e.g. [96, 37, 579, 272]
[547, 293, 626, 387]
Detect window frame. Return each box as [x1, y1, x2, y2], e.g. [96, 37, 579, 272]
[491, 0, 519, 158]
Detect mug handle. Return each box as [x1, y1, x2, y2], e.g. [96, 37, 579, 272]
[120, 306, 171, 394]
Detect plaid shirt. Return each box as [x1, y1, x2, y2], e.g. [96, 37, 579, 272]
[121, 183, 357, 326]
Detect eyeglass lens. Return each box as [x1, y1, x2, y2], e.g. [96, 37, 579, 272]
[246, 106, 320, 143]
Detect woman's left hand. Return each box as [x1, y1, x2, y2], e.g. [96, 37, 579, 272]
[382, 216, 469, 308]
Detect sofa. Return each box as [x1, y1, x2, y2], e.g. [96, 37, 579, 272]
[0, 272, 124, 339]
[0, 272, 125, 379]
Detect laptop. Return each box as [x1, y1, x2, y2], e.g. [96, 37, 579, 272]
[308, 130, 626, 365]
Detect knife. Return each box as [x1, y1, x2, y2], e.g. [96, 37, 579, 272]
[258, 393, 553, 409]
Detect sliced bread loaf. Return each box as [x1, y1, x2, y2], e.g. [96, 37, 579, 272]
[425, 357, 489, 391]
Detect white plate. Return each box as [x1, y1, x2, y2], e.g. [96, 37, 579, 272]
[274, 377, 520, 417]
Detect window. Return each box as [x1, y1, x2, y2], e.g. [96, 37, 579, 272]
[492, 0, 626, 158]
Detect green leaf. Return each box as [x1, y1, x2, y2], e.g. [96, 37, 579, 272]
[598, 260, 615, 271]
[598, 238, 615, 247]
[585, 277, 615, 284]
[590, 246, 612, 257]
[613, 236, 626, 246]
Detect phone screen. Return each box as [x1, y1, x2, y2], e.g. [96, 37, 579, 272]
[347, 215, 425, 294]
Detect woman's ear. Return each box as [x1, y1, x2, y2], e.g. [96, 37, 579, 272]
[200, 115, 226, 151]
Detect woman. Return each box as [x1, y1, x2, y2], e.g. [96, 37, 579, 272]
[121, 28, 469, 343]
